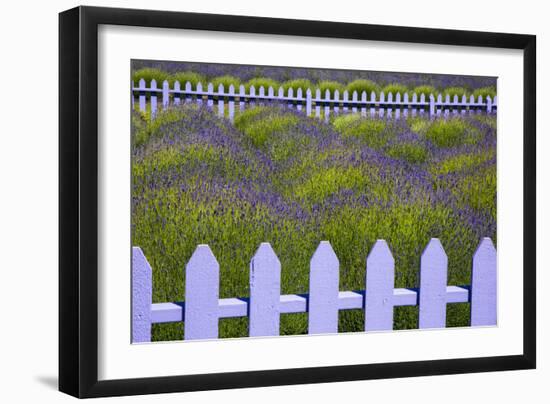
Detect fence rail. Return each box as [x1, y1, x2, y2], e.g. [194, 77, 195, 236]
[132, 237, 497, 342]
[131, 79, 497, 122]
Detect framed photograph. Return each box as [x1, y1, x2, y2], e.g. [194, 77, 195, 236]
[59, 6, 536, 398]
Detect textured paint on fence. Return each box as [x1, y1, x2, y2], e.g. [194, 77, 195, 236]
[132, 79, 498, 121]
[131, 237, 497, 342]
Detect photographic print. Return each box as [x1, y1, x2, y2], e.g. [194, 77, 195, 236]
[130, 60, 497, 343]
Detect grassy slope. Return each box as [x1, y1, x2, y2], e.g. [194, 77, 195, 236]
[131, 105, 497, 341]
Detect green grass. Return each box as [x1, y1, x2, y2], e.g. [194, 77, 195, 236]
[282, 78, 314, 94]
[245, 77, 280, 92]
[170, 71, 206, 88]
[425, 118, 481, 148]
[317, 80, 346, 96]
[211, 75, 241, 91]
[132, 104, 496, 340]
[382, 83, 409, 97]
[473, 86, 497, 100]
[132, 68, 170, 86]
[346, 79, 379, 97]
[332, 114, 391, 149]
[443, 87, 469, 99]
[412, 85, 437, 98]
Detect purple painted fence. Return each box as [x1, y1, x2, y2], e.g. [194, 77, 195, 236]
[132, 238, 497, 343]
[132, 79, 498, 122]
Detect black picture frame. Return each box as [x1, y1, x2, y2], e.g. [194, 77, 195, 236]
[59, 5, 536, 398]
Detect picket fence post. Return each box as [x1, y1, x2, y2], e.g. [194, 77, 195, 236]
[419, 238, 448, 328]
[470, 238, 497, 326]
[308, 241, 339, 334]
[365, 240, 395, 331]
[138, 78, 146, 113]
[150, 79, 158, 119]
[132, 247, 152, 343]
[306, 89, 312, 117]
[184, 245, 220, 340]
[249, 243, 281, 337]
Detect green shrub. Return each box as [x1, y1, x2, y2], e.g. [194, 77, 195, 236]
[346, 79, 379, 97]
[425, 118, 480, 148]
[317, 80, 346, 97]
[282, 79, 314, 94]
[211, 75, 241, 90]
[408, 117, 431, 134]
[132, 68, 169, 86]
[386, 143, 429, 164]
[332, 114, 389, 149]
[432, 151, 494, 175]
[412, 85, 437, 98]
[473, 86, 497, 100]
[245, 77, 280, 92]
[382, 83, 409, 97]
[170, 71, 206, 88]
[234, 107, 299, 149]
[443, 87, 469, 99]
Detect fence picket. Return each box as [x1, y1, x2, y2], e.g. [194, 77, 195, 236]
[333, 90, 340, 114]
[486, 95, 493, 114]
[196, 82, 203, 106]
[322, 89, 329, 122]
[287, 88, 294, 109]
[207, 83, 214, 108]
[139, 78, 146, 113]
[308, 241, 339, 334]
[352, 91, 358, 114]
[306, 89, 312, 116]
[185, 81, 192, 103]
[296, 88, 303, 111]
[365, 240, 395, 331]
[249, 243, 281, 336]
[150, 79, 158, 119]
[184, 245, 220, 340]
[378, 92, 384, 118]
[343, 90, 349, 113]
[132, 247, 152, 343]
[162, 80, 169, 109]
[228, 84, 235, 122]
[419, 239, 448, 328]
[315, 89, 321, 118]
[239, 85, 246, 112]
[471, 238, 497, 326]
[174, 81, 181, 105]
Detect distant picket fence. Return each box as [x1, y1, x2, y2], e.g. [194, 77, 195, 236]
[132, 237, 496, 342]
[131, 79, 497, 122]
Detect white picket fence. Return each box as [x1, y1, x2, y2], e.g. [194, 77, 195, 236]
[132, 237, 497, 342]
[131, 79, 497, 122]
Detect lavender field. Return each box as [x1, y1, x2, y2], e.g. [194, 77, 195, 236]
[131, 104, 496, 341]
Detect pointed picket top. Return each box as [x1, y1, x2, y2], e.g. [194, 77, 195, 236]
[287, 87, 294, 98]
[207, 82, 214, 93]
[388, 92, 393, 103]
[420, 93, 426, 103]
[453, 94, 458, 104]
[324, 88, 331, 100]
[462, 94, 467, 104]
[174, 80, 181, 91]
[419, 238, 448, 329]
[316, 88, 321, 99]
[217, 83, 224, 93]
[162, 80, 170, 109]
[138, 78, 146, 89]
[239, 84, 245, 95]
[184, 244, 220, 340]
[468, 94, 474, 103]
[379, 91, 385, 103]
[196, 82, 203, 92]
[184, 81, 191, 92]
[249, 243, 281, 336]
[437, 93, 443, 103]
[493, 95, 498, 106]
[309, 241, 339, 334]
[132, 247, 152, 343]
[471, 238, 497, 326]
[445, 94, 450, 103]
[268, 86, 274, 97]
[278, 86, 284, 98]
[343, 90, 349, 100]
[229, 84, 235, 94]
[402, 92, 408, 103]
[333, 89, 340, 101]
[352, 91, 358, 101]
[259, 85, 265, 97]
[297, 87, 303, 98]
[365, 240, 395, 331]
